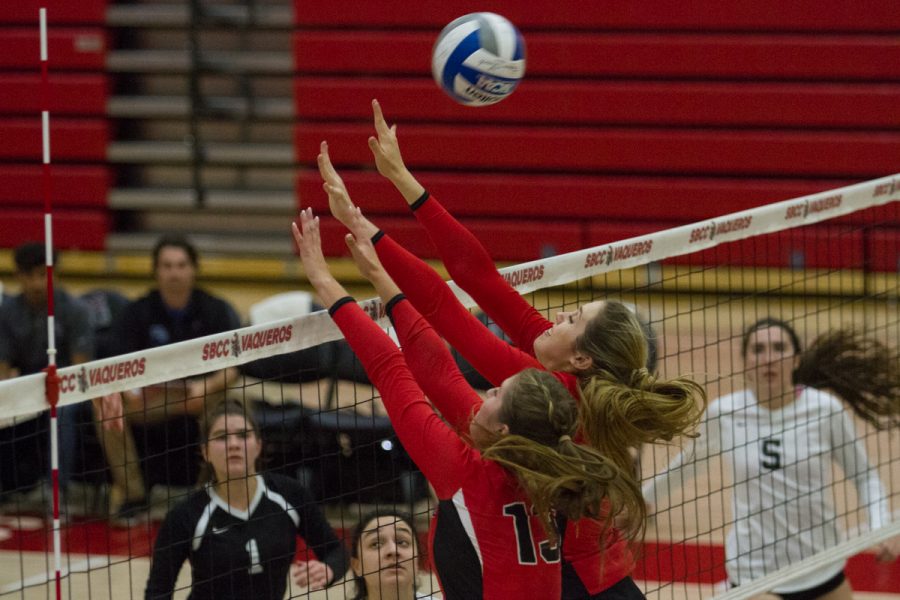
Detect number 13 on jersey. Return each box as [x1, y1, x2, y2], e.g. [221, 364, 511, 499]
[503, 502, 561, 564]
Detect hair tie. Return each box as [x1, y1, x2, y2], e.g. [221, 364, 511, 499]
[558, 434, 572, 444]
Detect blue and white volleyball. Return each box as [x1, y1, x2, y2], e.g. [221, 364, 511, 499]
[431, 12, 526, 106]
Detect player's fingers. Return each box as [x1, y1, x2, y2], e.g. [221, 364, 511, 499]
[367, 135, 383, 158]
[372, 98, 389, 134]
[317, 145, 340, 181]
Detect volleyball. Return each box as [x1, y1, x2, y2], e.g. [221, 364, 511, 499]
[431, 12, 526, 106]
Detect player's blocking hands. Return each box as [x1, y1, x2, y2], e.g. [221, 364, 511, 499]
[317, 141, 356, 227]
[291, 208, 329, 282]
[368, 99, 407, 182]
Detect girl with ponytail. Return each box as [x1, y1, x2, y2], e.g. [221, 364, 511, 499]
[316, 99, 706, 600]
[293, 209, 643, 600]
[643, 317, 900, 599]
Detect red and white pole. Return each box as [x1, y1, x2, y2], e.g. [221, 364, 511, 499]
[38, 8, 63, 599]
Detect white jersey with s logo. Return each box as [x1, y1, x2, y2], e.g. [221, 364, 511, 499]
[643, 386, 890, 594]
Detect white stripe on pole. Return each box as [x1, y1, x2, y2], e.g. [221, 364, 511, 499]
[42, 112, 50, 165]
[39, 9, 47, 62]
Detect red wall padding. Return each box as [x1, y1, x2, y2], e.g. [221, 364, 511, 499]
[0, 119, 108, 161]
[867, 229, 900, 272]
[0, 165, 110, 208]
[296, 124, 899, 179]
[0, 75, 107, 115]
[0, 210, 109, 251]
[293, 1, 900, 32]
[0, 30, 107, 70]
[294, 32, 900, 81]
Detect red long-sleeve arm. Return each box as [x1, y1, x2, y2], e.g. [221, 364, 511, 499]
[330, 299, 479, 499]
[411, 194, 553, 355]
[374, 233, 541, 388]
[385, 296, 483, 433]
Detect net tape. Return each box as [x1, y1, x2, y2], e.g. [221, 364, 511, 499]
[1, 173, 897, 418]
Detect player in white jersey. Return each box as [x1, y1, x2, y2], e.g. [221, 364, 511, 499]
[643, 318, 900, 599]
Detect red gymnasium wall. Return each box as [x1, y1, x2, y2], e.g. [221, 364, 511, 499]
[292, 1, 900, 268]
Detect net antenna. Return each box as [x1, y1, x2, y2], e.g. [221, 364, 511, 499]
[38, 7, 64, 600]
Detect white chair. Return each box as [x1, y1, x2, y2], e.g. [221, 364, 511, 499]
[248, 290, 314, 325]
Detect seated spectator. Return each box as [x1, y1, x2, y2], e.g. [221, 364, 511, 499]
[145, 399, 347, 599]
[0, 242, 112, 514]
[110, 234, 240, 521]
[80, 288, 131, 360]
[345, 509, 436, 600]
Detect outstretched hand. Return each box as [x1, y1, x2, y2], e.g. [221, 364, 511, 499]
[291, 208, 349, 308]
[318, 141, 380, 239]
[346, 228, 402, 302]
[291, 208, 330, 284]
[317, 141, 356, 227]
[368, 99, 407, 182]
[345, 221, 385, 282]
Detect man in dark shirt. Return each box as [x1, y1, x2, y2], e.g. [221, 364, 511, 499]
[0, 243, 95, 508]
[110, 235, 240, 519]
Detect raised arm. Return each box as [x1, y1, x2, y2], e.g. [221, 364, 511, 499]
[292, 211, 479, 499]
[367, 99, 552, 354]
[319, 140, 541, 386]
[345, 232, 484, 431]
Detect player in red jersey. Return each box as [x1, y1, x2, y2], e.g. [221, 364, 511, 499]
[291, 209, 643, 600]
[315, 99, 708, 600]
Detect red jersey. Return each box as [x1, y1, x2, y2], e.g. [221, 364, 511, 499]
[330, 298, 562, 600]
[372, 194, 635, 598]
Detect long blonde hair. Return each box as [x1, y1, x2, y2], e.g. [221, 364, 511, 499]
[574, 301, 707, 475]
[480, 369, 646, 544]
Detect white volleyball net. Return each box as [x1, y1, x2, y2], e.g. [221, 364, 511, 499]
[0, 174, 897, 598]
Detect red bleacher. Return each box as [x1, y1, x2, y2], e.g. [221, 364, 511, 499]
[0, 210, 109, 251]
[295, 79, 900, 129]
[0, 74, 107, 115]
[297, 172, 850, 221]
[0, 30, 107, 70]
[0, 1, 110, 251]
[294, 1, 900, 32]
[1, 0, 108, 26]
[294, 32, 900, 81]
[0, 165, 110, 208]
[581, 221, 869, 271]
[296, 124, 898, 179]
[0, 120, 108, 161]
[293, 2, 900, 270]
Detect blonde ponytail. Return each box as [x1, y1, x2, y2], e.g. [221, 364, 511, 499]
[574, 301, 707, 474]
[577, 373, 706, 476]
